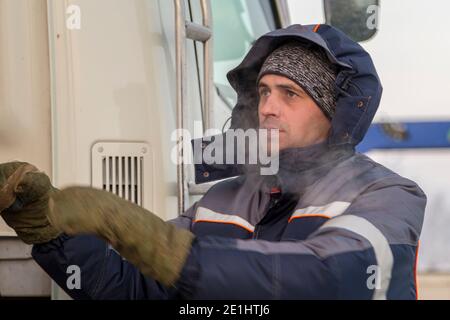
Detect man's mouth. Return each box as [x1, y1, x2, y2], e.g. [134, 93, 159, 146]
[261, 127, 284, 133]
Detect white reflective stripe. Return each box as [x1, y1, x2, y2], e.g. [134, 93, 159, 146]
[290, 201, 351, 220]
[319, 215, 394, 300]
[194, 207, 255, 233]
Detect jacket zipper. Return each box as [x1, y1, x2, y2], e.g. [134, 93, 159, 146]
[252, 195, 278, 240]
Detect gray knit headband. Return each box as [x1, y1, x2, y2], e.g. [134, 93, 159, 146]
[257, 42, 339, 119]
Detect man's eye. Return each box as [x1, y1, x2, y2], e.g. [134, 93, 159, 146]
[286, 90, 297, 98]
[259, 88, 270, 97]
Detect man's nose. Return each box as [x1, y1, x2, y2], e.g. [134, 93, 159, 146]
[259, 95, 281, 117]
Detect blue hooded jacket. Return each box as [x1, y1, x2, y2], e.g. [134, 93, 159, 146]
[32, 24, 426, 300]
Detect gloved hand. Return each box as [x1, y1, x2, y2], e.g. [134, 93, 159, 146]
[48, 186, 195, 287]
[0, 162, 61, 244]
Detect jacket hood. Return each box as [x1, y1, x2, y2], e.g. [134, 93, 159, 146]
[227, 24, 383, 147]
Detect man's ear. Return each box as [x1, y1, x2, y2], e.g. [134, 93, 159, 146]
[326, 123, 333, 138]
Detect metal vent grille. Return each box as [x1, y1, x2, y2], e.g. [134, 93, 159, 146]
[92, 142, 152, 207]
[102, 156, 142, 205]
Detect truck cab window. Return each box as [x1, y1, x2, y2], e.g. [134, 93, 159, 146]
[211, 0, 276, 107]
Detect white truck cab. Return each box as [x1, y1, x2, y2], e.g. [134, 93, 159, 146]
[0, 0, 289, 298]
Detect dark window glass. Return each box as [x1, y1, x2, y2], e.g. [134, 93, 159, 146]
[324, 0, 379, 42]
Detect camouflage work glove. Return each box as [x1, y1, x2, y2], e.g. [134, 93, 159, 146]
[48, 186, 195, 287]
[0, 162, 62, 244]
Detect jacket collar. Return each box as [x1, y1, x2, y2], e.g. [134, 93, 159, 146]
[245, 140, 355, 196]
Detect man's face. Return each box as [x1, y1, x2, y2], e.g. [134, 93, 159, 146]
[258, 74, 332, 151]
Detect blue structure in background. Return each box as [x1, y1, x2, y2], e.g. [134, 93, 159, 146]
[357, 121, 450, 153]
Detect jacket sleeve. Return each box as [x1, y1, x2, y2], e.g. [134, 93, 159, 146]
[176, 177, 426, 300]
[31, 209, 196, 300]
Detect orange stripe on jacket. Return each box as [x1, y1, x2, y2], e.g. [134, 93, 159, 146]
[193, 219, 254, 233]
[288, 214, 331, 223]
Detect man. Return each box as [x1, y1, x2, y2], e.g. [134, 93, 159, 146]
[0, 24, 426, 299]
